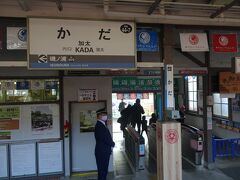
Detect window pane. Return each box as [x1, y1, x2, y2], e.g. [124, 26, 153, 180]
[213, 93, 221, 103]
[188, 92, 194, 101]
[221, 98, 228, 104]
[189, 101, 194, 111]
[222, 104, 229, 117]
[188, 82, 193, 91]
[193, 102, 198, 111]
[213, 104, 221, 116]
[193, 81, 197, 91]
[193, 92, 197, 101]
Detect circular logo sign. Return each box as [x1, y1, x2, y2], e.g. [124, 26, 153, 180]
[139, 32, 150, 44]
[189, 34, 199, 45]
[18, 28, 27, 42]
[218, 36, 229, 46]
[120, 24, 132, 34]
[165, 129, 179, 144]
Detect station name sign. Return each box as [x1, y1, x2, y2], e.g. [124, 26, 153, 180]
[28, 18, 135, 70]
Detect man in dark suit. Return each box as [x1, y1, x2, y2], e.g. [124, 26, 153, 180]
[94, 108, 115, 180]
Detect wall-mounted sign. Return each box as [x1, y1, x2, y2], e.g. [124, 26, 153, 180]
[137, 30, 158, 52]
[180, 33, 209, 52]
[165, 64, 174, 109]
[7, 27, 27, 50]
[112, 77, 161, 92]
[219, 72, 240, 93]
[212, 34, 237, 52]
[28, 18, 135, 69]
[179, 69, 208, 75]
[0, 107, 20, 130]
[78, 89, 98, 102]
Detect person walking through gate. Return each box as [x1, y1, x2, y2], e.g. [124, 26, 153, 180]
[131, 98, 145, 134]
[118, 99, 126, 113]
[141, 115, 148, 136]
[94, 108, 115, 180]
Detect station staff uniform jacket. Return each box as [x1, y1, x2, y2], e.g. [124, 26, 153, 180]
[94, 120, 115, 180]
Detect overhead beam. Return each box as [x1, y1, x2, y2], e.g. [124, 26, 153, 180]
[175, 48, 206, 67]
[210, 0, 238, 18]
[56, 0, 63, 12]
[17, 0, 30, 11]
[147, 0, 162, 15]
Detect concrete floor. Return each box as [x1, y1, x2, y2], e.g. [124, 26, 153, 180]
[60, 126, 236, 180]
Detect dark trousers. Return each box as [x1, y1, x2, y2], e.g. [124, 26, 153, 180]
[137, 122, 141, 134]
[95, 152, 110, 180]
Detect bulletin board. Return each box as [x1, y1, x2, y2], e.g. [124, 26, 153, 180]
[10, 143, 36, 177]
[0, 144, 8, 178]
[38, 141, 63, 175]
[0, 103, 60, 142]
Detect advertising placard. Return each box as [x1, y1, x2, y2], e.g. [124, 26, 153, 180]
[212, 34, 237, 52]
[137, 30, 158, 51]
[180, 33, 209, 52]
[28, 18, 135, 69]
[7, 27, 27, 50]
[0, 107, 20, 130]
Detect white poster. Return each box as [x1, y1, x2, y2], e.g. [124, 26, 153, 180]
[10, 143, 36, 177]
[180, 33, 209, 52]
[235, 57, 240, 73]
[28, 18, 135, 69]
[38, 141, 63, 174]
[165, 64, 174, 109]
[7, 27, 27, 50]
[78, 89, 98, 102]
[0, 145, 8, 178]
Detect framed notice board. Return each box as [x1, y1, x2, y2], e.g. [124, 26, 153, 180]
[0, 144, 8, 179]
[10, 143, 36, 177]
[38, 141, 63, 175]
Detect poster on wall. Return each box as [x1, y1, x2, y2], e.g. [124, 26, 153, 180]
[10, 143, 36, 177]
[0, 145, 8, 178]
[31, 80, 45, 90]
[0, 104, 60, 143]
[78, 89, 98, 102]
[219, 72, 240, 93]
[137, 30, 158, 52]
[212, 34, 237, 52]
[7, 27, 27, 50]
[0, 27, 3, 50]
[0, 81, 15, 90]
[180, 33, 209, 52]
[80, 110, 97, 132]
[0, 132, 11, 140]
[31, 106, 53, 133]
[28, 18, 135, 69]
[38, 141, 63, 174]
[0, 107, 20, 130]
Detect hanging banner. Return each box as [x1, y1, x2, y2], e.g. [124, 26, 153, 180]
[0, 27, 3, 50]
[180, 33, 209, 52]
[31, 80, 45, 90]
[7, 27, 27, 50]
[0, 107, 20, 130]
[28, 18, 135, 69]
[212, 34, 237, 52]
[137, 30, 158, 51]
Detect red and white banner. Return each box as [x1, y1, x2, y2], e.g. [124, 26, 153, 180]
[212, 34, 238, 52]
[180, 33, 209, 52]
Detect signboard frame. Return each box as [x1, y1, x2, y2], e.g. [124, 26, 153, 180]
[0, 144, 9, 179]
[28, 18, 136, 70]
[37, 140, 64, 175]
[10, 142, 37, 178]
